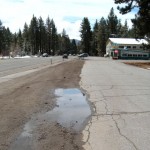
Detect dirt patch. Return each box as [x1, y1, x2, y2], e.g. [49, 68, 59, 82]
[124, 62, 150, 69]
[0, 60, 85, 150]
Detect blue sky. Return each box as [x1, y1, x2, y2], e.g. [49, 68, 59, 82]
[0, 0, 136, 40]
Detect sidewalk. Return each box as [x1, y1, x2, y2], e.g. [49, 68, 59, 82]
[80, 57, 150, 150]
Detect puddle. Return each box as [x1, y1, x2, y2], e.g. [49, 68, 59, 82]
[50, 88, 91, 131]
[9, 88, 91, 150]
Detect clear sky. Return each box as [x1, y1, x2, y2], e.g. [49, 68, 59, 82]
[0, 0, 136, 40]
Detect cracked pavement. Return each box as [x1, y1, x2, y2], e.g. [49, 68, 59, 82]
[80, 57, 150, 150]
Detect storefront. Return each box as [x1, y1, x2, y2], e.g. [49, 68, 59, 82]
[106, 38, 150, 60]
[111, 49, 150, 60]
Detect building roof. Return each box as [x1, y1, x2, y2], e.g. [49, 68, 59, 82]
[109, 38, 148, 45]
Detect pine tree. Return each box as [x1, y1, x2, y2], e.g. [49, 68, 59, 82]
[23, 23, 30, 54]
[80, 17, 92, 54]
[0, 20, 4, 55]
[17, 29, 23, 55]
[11, 33, 18, 55]
[61, 29, 71, 54]
[4, 28, 12, 56]
[46, 16, 52, 54]
[50, 19, 57, 55]
[71, 39, 77, 54]
[91, 20, 98, 56]
[97, 17, 107, 56]
[114, 0, 150, 41]
[57, 34, 62, 55]
[38, 16, 46, 54]
[128, 26, 137, 38]
[118, 20, 129, 37]
[1, 15, 70, 56]
[107, 7, 119, 37]
[29, 15, 39, 55]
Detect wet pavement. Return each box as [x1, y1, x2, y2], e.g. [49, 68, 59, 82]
[9, 88, 91, 150]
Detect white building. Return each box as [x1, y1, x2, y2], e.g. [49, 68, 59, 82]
[106, 38, 149, 59]
[106, 38, 148, 55]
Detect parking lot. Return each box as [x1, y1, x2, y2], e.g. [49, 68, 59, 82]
[81, 57, 150, 150]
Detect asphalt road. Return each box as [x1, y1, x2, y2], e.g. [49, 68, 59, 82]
[0, 56, 64, 77]
[1, 56, 150, 150]
[0, 56, 76, 83]
[80, 57, 150, 150]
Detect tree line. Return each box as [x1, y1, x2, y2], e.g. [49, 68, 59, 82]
[0, 8, 133, 57]
[1, 1, 149, 57]
[80, 0, 150, 56]
[0, 15, 78, 57]
[114, 0, 150, 50]
[80, 7, 138, 56]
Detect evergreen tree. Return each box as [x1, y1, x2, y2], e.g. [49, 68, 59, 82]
[128, 26, 137, 38]
[61, 29, 71, 54]
[107, 7, 119, 37]
[4, 28, 12, 55]
[118, 20, 129, 37]
[116, 19, 122, 37]
[46, 16, 52, 54]
[0, 15, 71, 56]
[0, 26, 12, 56]
[29, 15, 39, 55]
[71, 39, 77, 54]
[23, 23, 30, 54]
[57, 34, 62, 55]
[80, 17, 92, 54]
[114, 0, 150, 41]
[11, 33, 18, 55]
[91, 20, 98, 56]
[38, 16, 46, 54]
[17, 29, 23, 55]
[50, 19, 57, 55]
[60, 29, 66, 54]
[97, 17, 107, 56]
[0, 20, 4, 55]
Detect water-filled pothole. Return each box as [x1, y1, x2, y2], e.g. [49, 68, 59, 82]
[51, 88, 91, 131]
[9, 88, 91, 150]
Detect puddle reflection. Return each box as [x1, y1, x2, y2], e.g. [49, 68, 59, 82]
[50, 88, 91, 131]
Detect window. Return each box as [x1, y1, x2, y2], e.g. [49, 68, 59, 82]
[133, 54, 137, 57]
[128, 54, 132, 57]
[133, 46, 136, 49]
[143, 55, 147, 57]
[122, 54, 127, 56]
[119, 46, 124, 48]
[127, 46, 131, 48]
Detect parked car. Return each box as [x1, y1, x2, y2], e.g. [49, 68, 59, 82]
[78, 53, 89, 58]
[62, 54, 68, 59]
[42, 53, 48, 57]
